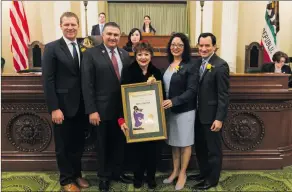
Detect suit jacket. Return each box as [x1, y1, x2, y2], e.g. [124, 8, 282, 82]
[42, 37, 82, 117]
[81, 44, 131, 121]
[261, 62, 292, 74]
[123, 45, 134, 52]
[162, 60, 199, 114]
[197, 54, 230, 124]
[91, 24, 101, 36]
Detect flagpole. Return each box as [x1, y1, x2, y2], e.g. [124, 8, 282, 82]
[200, 1, 205, 34]
[83, 1, 88, 36]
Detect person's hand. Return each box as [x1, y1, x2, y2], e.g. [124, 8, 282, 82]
[211, 120, 223, 132]
[120, 123, 129, 136]
[147, 76, 156, 85]
[162, 99, 173, 109]
[89, 112, 101, 126]
[52, 109, 64, 124]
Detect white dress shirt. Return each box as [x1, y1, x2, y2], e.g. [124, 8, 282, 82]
[104, 44, 123, 75]
[63, 36, 80, 66]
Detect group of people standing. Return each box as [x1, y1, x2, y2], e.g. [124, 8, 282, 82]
[42, 11, 229, 192]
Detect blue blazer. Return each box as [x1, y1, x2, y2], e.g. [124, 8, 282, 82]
[162, 60, 199, 113]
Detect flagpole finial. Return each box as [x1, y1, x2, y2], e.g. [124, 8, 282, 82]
[83, 1, 88, 36]
[200, 1, 205, 34]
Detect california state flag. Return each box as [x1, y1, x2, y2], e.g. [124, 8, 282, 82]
[261, 1, 280, 63]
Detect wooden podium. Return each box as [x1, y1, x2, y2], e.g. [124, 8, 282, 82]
[1, 72, 292, 171]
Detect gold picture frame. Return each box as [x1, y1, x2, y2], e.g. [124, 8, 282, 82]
[121, 81, 167, 143]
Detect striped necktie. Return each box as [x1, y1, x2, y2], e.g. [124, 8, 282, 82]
[200, 60, 207, 77]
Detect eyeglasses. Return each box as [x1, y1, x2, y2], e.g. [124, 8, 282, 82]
[171, 44, 184, 48]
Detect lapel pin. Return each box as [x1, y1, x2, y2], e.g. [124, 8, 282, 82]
[102, 50, 105, 54]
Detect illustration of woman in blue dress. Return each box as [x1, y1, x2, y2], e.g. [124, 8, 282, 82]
[133, 106, 144, 128]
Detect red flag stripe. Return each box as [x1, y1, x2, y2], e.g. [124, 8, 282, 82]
[12, 46, 26, 71]
[260, 41, 272, 63]
[10, 4, 29, 44]
[10, 0, 30, 72]
[13, 58, 21, 72]
[10, 21, 29, 67]
[18, 2, 30, 40]
[10, 13, 28, 57]
[11, 34, 27, 69]
[13, 1, 30, 40]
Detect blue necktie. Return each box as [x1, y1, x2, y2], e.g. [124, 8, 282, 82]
[200, 60, 207, 77]
[71, 42, 79, 68]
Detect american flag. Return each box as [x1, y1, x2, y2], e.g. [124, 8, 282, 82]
[10, 0, 30, 72]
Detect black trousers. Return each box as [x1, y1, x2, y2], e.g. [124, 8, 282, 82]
[195, 114, 222, 185]
[131, 141, 159, 181]
[53, 105, 87, 186]
[95, 120, 126, 181]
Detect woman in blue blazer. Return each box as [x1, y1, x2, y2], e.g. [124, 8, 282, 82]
[162, 33, 199, 191]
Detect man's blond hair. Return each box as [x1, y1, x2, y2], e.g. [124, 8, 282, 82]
[60, 12, 79, 25]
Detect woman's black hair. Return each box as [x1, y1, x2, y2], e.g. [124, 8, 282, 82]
[166, 33, 191, 63]
[272, 51, 288, 63]
[125, 28, 142, 48]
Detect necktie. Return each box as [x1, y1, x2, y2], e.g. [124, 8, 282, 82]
[200, 60, 207, 77]
[100, 24, 104, 32]
[111, 50, 120, 79]
[71, 42, 79, 68]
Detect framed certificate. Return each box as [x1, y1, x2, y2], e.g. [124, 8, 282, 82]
[121, 81, 167, 143]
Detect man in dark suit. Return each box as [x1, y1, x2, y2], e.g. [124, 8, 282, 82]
[42, 12, 89, 192]
[91, 12, 106, 36]
[189, 33, 230, 190]
[82, 22, 132, 192]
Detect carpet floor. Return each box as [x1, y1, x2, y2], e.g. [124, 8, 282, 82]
[2, 166, 292, 191]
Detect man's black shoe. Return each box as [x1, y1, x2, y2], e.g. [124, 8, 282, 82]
[193, 180, 218, 190]
[133, 179, 143, 188]
[99, 180, 109, 192]
[188, 174, 205, 182]
[147, 179, 157, 189]
[112, 174, 133, 184]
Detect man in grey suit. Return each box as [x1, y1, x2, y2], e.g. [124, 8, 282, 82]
[91, 12, 106, 36]
[189, 33, 230, 190]
[82, 22, 132, 192]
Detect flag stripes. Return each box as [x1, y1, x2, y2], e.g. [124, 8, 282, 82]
[9, 1, 30, 72]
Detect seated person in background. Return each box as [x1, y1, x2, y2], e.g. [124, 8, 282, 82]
[91, 12, 106, 36]
[142, 15, 156, 35]
[261, 51, 291, 74]
[261, 51, 292, 88]
[123, 28, 143, 52]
